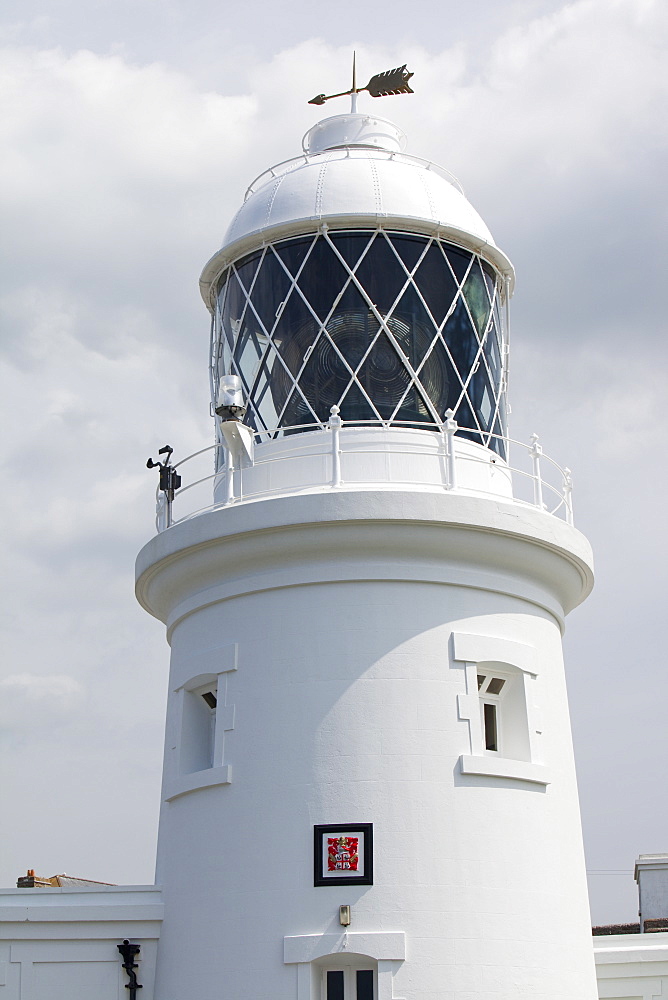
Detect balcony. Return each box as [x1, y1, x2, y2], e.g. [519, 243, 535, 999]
[149, 413, 574, 533]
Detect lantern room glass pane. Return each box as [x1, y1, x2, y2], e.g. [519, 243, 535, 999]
[296, 237, 350, 322]
[464, 261, 492, 340]
[330, 231, 374, 270]
[274, 236, 314, 277]
[413, 242, 459, 326]
[223, 272, 247, 336]
[391, 282, 438, 368]
[214, 230, 507, 456]
[482, 262, 496, 303]
[443, 299, 478, 383]
[391, 233, 428, 272]
[336, 381, 379, 423]
[442, 242, 473, 283]
[234, 249, 263, 293]
[354, 233, 408, 314]
[248, 353, 280, 431]
[249, 256, 292, 335]
[352, 328, 412, 421]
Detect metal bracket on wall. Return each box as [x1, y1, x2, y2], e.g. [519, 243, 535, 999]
[117, 940, 143, 997]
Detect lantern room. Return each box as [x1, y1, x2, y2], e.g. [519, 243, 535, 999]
[200, 113, 514, 459]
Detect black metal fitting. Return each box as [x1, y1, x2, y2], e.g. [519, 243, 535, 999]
[117, 940, 143, 997]
[146, 444, 182, 500]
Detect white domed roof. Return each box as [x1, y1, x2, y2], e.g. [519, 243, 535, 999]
[200, 113, 513, 307]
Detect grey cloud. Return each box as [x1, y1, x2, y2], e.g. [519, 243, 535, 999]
[0, 4, 666, 920]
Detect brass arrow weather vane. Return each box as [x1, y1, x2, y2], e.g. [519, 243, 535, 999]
[308, 53, 414, 109]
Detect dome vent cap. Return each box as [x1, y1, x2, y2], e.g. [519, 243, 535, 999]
[303, 113, 406, 154]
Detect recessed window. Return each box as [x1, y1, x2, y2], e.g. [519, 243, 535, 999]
[483, 702, 498, 751]
[486, 676, 506, 696]
[327, 971, 344, 1000]
[321, 963, 376, 999]
[478, 672, 508, 754]
[201, 690, 217, 710]
[179, 681, 218, 774]
[454, 635, 545, 782]
[355, 970, 374, 1000]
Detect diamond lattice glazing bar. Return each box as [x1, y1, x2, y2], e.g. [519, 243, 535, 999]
[212, 231, 507, 456]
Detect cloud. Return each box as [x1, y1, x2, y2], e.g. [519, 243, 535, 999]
[1, 672, 82, 698]
[0, 1, 665, 915]
[0, 673, 84, 728]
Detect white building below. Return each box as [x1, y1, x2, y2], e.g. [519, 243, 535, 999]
[1, 866, 667, 999]
[0, 885, 162, 998]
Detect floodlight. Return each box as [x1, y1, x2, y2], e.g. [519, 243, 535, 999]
[215, 374, 247, 421]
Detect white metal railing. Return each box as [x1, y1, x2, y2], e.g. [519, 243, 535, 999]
[244, 149, 465, 201]
[152, 411, 574, 531]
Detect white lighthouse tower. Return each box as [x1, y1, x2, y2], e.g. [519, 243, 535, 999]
[136, 70, 597, 1000]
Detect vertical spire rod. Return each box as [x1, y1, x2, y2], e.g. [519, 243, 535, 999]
[350, 52, 358, 113]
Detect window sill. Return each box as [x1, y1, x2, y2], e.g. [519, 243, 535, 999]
[459, 754, 550, 786]
[164, 764, 232, 801]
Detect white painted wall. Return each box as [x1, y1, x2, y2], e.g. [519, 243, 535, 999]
[0, 886, 162, 1000]
[136, 486, 597, 999]
[594, 932, 668, 999]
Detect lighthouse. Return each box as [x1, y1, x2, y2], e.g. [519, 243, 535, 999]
[136, 68, 597, 999]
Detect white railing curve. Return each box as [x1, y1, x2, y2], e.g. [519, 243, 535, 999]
[153, 418, 575, 532]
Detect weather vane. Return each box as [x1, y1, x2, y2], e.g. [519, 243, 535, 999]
[308, 53, 414, 113]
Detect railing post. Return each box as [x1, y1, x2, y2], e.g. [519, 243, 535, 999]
[329, 405, 342, 487]
[529, 433, 544, 509]
[443, 408, 457, 490]
[563, 467, 574, 525]
[156, 490, 170, 532]
[224, 446, 235, 504]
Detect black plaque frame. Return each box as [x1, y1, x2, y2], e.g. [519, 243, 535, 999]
[314, 823, 373, 887]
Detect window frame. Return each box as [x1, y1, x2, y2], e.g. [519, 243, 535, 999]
[453, 631, 551, 787]
[163, 657, 237, 801]
[284, 931, 405, 1000]
[319, 960, 377, 1000]
[179, 678, 219, 774]
[477, 669, 511, 754]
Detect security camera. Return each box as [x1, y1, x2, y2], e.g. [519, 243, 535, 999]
[215, 375, 246, 422]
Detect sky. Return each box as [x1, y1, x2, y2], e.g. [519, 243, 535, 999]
[0, 0, 666, 926]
